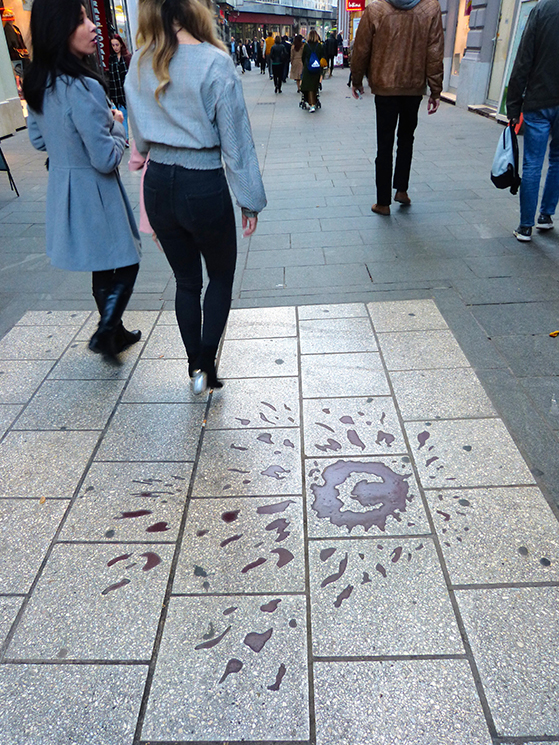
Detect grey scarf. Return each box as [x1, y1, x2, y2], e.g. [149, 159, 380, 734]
[386, 0, 422, 8]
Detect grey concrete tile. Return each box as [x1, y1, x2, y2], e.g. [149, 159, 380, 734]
[206, 377, 299, 430]
[378, 329, 470, 370]
[0, 431, 100, 498]
[240, 266, 285, 291]
[0, 325, 79, 360]
[306, 455, 430, 537]
[174, 496, 305, 593]
[301, 352, 389, 398]
[142, 595, 309, 742]
[0, 500, 68, 593]
[46, 339, 144, 380]
[96, 403, 203, 462]
[291, 230, 364, 248]
[0, 360, 54, 404]
[454, 276, 559, 305]
[492, 334, 559, 378]
[218, 337, 298, 378]
[15, 310, 90, 326]
[122, 360, 206, 403]
[368, 258, 475, 283]
[465, 254, 559, 279]
[14, 379, 125, 430]
[390, 368, 497, 420]
[249, 234, 291, 251]
[310, 537, 462, 656]
[8, 542, 173, 660]
[518, 376, 559, 431]
[140, 323, 186, 359]
[426, 487, 559, 585]
[471, 302, 559, 337]
[457, 587, 559, 737]
[193, 427, 301, 497]
[59, 462, 191, 542]
[406, 419, 536, 489]
[298, 302, 368, 320]
[0, 665, 147, 745]
[299, 317, 377, 354]
[246, 247, 324, 268]
[0, 596, 23, 641]
[314, 659, 492, 745]
[324, 243, 398, 263]
[0, 404, 22, 437]
[224, 306, 297, 339]
[303, 396, 405, 457]
[256, 218, 320, 236]
[367, 298, 448, 331]
[286, 263, 371, 289]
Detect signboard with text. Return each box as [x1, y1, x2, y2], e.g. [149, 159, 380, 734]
[346, 0, 365, 10]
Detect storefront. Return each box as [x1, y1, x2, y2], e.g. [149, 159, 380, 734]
[228, 12, 295, 41]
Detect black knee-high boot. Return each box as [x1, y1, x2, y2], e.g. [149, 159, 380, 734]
[89, 284, 140, 360]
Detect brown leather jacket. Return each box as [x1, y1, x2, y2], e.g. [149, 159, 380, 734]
[351, 0, 444, 98]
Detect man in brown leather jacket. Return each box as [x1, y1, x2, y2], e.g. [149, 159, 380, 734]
[351, 0, 444, 215]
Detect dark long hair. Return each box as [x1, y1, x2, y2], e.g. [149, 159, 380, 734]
[22, 0, 106, 113]
[293, 34, 303, 52]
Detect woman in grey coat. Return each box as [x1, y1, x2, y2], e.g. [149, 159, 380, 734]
[23, 0, 142, 361]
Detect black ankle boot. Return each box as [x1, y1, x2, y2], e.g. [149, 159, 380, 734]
[89, 284, 135, 361]
[194, 345, 223, 389]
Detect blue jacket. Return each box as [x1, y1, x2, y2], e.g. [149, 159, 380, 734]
[27, 76, 141, 272]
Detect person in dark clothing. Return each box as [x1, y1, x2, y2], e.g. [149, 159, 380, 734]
[270, 36, 286, 93]
[324, 31, 337, 77]
[300, 29, 324, 112]
[507, 0, 559, 241]
[108, 35, 131, 140]
[281, 35, 291, 83]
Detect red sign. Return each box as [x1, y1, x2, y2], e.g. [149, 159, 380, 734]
[88, 0, 111, 69]
[346, 0, 365, 10]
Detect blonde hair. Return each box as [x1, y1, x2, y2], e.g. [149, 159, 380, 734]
[137, 0, 227, 101]
[307, 29, 321, 44]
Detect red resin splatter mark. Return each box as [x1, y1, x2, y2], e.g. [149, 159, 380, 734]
[107, 553, 133, 567]
[101, 578, 131, 595]
[241, 557, 267, 573]
[140, 552, 162, 571]
[195, 626, 231, 650]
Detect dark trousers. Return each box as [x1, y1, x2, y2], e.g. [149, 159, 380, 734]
[374, 95, 422, 206]
[272, 65, 283, 91]
[144, 161, 237, 367]
[328, 55, 335, 74]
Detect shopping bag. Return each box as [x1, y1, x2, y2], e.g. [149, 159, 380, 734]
[490, 123, 521, 195]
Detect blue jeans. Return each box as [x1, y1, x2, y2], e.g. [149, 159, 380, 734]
[116, 104, 128, 141]
[520, 106, 559, 226]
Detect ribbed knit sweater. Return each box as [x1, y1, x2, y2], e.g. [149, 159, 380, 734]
[125, 42, 266, 215]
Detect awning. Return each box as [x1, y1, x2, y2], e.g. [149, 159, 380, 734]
[228, 12, 296, 24]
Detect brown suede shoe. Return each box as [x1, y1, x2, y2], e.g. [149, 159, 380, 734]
[371, 204, 390, 216]
[394, 191, 411, 205]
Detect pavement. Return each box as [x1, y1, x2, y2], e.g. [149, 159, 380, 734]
[0, 67, 558, 745]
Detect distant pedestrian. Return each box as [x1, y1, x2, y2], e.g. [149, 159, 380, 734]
[108, 34, 131, 140]
[301, 29, 324, 113]
[324, 31, 337, 77]
[264, 31, 275, 79]
[270, 36, 286, 93]
[258, 37, 266, 74]
[281, 35, 291, 83]
[126, 0, 266, 394]
[23, 0, 141, 362]
[507, 0, 559, 242]
[351, 0, 444, 215]
[290, 34, 304, 92]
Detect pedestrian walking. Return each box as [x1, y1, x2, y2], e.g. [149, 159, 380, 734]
[108, 34, 131, 141]
[324, 31, 337, 78]
[258, 37, 266, 74]
[264, 31, 275, 79]
[290, 34, 304, 92]
[351, 0, 444, 215]
[300, 29, 324, 113]
[506, 0, 559, 242]
[240, 40, 250, 73]
[270, 36, 286, 93]
[126, 0, 266, 395]
[281, 35, 291, 83]
[23, 0, 142, 362]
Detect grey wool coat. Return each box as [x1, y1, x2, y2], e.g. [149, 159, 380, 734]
[27, 75, 141, 272]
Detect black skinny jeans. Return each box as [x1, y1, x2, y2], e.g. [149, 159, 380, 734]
[143, 161, 237, 366]
[374, 95, 422, 206]
[272, 64, 283, 91]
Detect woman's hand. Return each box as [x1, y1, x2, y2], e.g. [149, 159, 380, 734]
[112, 108, 124, 123]
[242, 214, 258, 237]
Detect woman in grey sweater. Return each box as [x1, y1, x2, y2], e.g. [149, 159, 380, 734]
[23, 0, 142, 362]
[126, 0, 266, 395]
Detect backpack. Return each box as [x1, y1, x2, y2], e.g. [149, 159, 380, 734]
[490, 124, 521, 195]
[307, 49, 322, 74]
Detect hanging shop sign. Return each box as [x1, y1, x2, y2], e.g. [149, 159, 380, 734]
[346, 0, 365, 10]
[88, 0, 111, 68]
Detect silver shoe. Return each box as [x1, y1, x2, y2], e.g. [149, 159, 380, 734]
[191, 369, 208, 396]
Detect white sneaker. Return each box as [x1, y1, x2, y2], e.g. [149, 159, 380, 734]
[309, 105, 316, 113]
